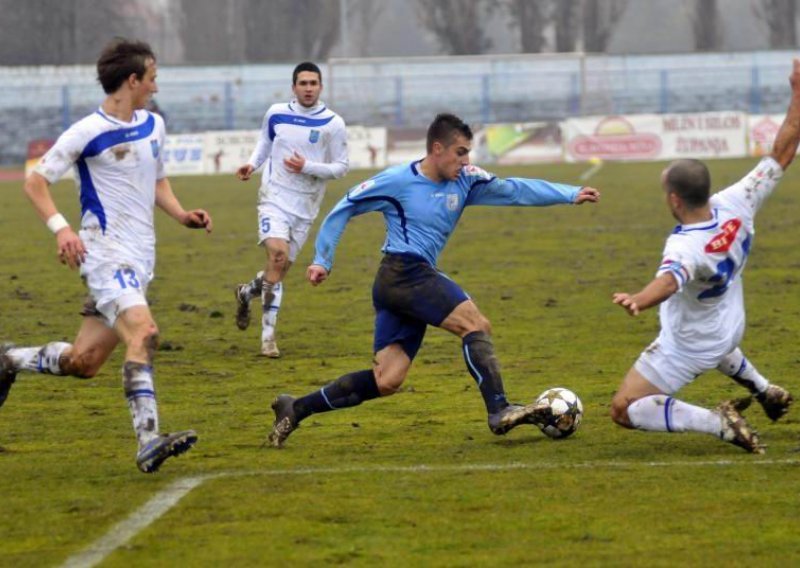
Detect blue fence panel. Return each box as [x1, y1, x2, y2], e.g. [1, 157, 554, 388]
[1, 51, 798, 165]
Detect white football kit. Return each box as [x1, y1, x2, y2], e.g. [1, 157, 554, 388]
[635, 157, 783, 393]
[35, 108, 166, 326]
[248, 99, 348, 260]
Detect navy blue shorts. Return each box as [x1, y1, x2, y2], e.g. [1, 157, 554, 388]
[372, 253, 469, 360]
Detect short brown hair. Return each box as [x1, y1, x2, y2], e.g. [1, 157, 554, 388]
[96, 38, 156, 94]
[426, 113, 472, 153]
[664, 159, 711, 208]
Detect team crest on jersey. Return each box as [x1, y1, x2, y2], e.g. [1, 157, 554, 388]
[349, 179, 375, 198]
[447, 194, 459, 211]
[704, 218, 741, 253]
[150, 140, 160, 158]
[309, 129, 320, 143]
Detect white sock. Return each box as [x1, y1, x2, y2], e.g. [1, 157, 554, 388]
[123, 362, 159, 447]
[244, 270, 265, 300]
[7, 342, 71, 375]
[627, 395, 721, 436]
[261, 281, 283, 343]
[717, 348, 769, 394]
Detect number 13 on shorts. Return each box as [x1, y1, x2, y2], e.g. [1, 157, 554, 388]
[113, 268, 141, 289]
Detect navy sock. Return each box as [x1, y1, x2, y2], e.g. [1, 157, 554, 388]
[463, 331, 508, 414]
[294, 370, 381, 422]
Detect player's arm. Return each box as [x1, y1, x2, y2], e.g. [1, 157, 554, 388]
[308, 177, 387, 285]
[771, 58, 800, 171]
[237, 109, 273, 181]
[154, 178, 213, 232]
[307, 198, 359, 285]
[295, 120, 350, 180]
[465, 168, 599, 207]
[23, 171, 86, 269]
[612, 273, 679, 317]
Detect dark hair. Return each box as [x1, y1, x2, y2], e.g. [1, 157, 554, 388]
[96, 38, 156, 94]
[293, 61, 322, 85]
[426, 113, 473, 153]
[664, 159, 711, 208]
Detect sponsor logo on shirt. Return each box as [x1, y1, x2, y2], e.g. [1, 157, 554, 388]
[309, 129, 320, 143]
[704, 218, 741, 253]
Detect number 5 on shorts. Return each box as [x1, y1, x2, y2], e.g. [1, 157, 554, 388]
[113, 268, 141, 289]
[260, 217, 271, 234]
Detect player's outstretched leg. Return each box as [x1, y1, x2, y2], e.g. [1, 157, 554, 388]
[716, 400, 765, 454]
[460, 331, 551, 434]
[267, 369, 381, 448]
[717, 348, 793, 421]
[267, 394, 298, 448]
[124, 361, 196, 472]
[260, 281, 283, 358]
[234, 271, 264, 331]
[136, 430, 198, 473]
[0, 341, 73, 408]
[488, 402, 553, 435]
[623, 394, 764, 453]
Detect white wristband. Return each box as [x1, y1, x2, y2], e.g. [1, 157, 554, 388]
[46, 213, 70, 234]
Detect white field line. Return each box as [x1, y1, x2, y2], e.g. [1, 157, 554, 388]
[579, 160, 604, 181]
[61, 458, 800, 568]
[61, 476, 208, 568]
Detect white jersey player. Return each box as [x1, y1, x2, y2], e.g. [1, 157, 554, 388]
[234, 61, 349, 358]
[610, 60, 800, 453]
[0, 39, 213, 474]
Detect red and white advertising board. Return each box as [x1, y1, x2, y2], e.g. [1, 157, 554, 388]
[564, 112, 748, 162]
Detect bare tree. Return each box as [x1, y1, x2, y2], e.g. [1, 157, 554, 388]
[686, 0, 723, 51]
[0, 0, 132, 64]
[505, 0, 549, 53]
[753, 0, 797, 48]
[414, 0, 496, 55]
[179, 0, 245, 63]
[554, 0, 580, 52]
[241, 0, 341, 62]
[351, 0, 387, 57]
[583, 0, 628, 52]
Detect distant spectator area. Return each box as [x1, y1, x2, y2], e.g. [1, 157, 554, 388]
[0, 50, 794, 165]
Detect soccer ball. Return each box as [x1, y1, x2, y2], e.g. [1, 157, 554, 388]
[535, 387, 583, 439]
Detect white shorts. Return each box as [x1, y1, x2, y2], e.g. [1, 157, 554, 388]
[257, 201, 312, 262]
[80, 256, 151, 328]
[633, 340, 718, 395]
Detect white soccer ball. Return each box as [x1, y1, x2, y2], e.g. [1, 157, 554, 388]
[535, 387, 584, 439]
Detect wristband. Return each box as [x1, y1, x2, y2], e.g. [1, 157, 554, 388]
[46, 213, 70, 234]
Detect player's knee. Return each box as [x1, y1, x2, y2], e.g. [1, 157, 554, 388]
[373, 364, 406, 396]
[129, 324, 160, 362]
[268, 248, 289, 269]
[61, 350, 102, 379]
[610, 396, 633, 428]
[469, 314, 491, 335]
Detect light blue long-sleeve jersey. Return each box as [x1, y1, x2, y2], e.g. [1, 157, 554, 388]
[312, 161, 581, 271]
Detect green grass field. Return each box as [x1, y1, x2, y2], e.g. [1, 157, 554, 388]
[1, 159, 799, 567]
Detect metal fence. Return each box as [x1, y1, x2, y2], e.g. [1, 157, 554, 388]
[0, 50, 795, 165]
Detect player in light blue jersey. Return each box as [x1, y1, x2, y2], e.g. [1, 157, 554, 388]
[234, 62, 349, 358]
[266, 113, 600, 447]
[0, 39, 212, 473]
